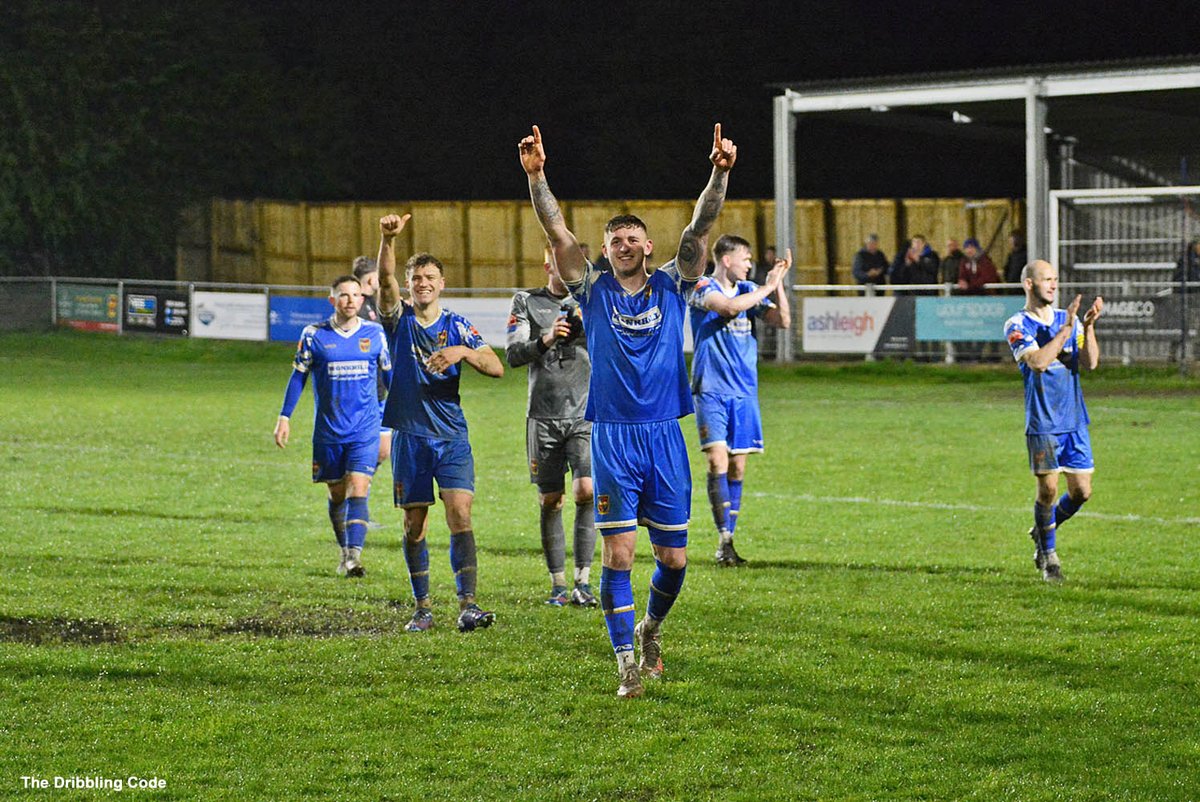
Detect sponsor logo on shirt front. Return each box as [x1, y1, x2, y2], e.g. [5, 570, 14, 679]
[327, 360, 370, 379]
[610, 305, 662, 336]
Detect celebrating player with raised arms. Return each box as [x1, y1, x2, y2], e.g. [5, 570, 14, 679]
[689, 237, 792, 565]
[376, 213, 505, 633]
[273, 275, 392, 577]
[1003, 259, 1103, 582]
[519, 122, 736, 698]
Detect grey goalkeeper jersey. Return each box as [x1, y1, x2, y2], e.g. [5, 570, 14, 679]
[506, 287, 590, 420]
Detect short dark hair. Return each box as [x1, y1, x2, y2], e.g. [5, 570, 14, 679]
[713, 234, 752, 260]
[604, 214, 649, 236]
[405, 252, 444, 277]
[330, 274, 360, 292]
[352, 256, 377, 279]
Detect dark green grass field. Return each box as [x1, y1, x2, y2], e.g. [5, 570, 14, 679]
[2, 331, 1198, 800]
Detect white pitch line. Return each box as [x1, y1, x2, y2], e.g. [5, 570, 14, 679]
[749, 492, 1200, 527]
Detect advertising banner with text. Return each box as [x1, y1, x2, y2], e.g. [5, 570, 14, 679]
[269, 296, 330, 343]
[915, 296, 1027, 342]
[124, 288, 189, 336]
[801, 297, 914, 354]
[57, 283, 119, 333]
[190, 292, 267, 341]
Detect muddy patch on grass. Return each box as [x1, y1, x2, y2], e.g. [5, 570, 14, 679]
[220, 606, 407, 638]
[0, 615, 123, 645]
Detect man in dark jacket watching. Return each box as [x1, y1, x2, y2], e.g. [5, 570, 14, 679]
[852, 234, 889, 285]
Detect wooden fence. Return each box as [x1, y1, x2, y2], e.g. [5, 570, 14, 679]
[177, 197, 1024, 289]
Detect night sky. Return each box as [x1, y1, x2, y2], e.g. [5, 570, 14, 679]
[252, 0, 1199, 201]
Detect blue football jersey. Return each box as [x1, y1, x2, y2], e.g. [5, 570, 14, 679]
[293, 318, 392, 444]
[689, 277, 773, 397]
[1004, 308, 1089, 434]
[567, 260, 695, 423]
[382, 304, 487, 440]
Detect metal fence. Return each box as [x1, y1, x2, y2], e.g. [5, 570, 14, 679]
[3, 276, 1194, 369]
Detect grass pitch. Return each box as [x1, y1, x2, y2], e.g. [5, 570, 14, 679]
[1, 331, 1198, 800]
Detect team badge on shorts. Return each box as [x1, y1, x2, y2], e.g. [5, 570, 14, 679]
[311, 461, 320, 481]
[359, 337, 371, 352]
[597, 494, 610, 514]
[530, 459, 538, 475]
[394, 480, 405, 498]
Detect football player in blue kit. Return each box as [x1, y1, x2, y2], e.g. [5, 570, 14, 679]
[376, 213, 506, 633]
[689, 235, 792, 566]
[1003, 259, 1103, 582]
[519, 123, 736, 697]
[274, 275, 392, 577]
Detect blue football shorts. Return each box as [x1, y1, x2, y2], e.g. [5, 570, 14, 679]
[391, 431, 475, 507]
[312, 439, 378, 484]
[1027, 428, 1094, 474]
[591, 419, 691, 548]
[694, 392, 764, 454]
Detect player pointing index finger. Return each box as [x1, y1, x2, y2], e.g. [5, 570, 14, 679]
[521, 123, 737, 698]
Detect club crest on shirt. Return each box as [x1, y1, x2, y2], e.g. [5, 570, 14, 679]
[359, 337, 371, 352]
[437, 330, 448, 347]
[597, 494, 610, 514]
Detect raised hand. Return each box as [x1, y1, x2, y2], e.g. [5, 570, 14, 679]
[1066, 294, 1083, 321]
[1083, 296, 1104, 327]
[709, 123, 737, 171]
[380, 213, 411, 239]
[518, 125, 547, 175]
[765, 248, 793, 290]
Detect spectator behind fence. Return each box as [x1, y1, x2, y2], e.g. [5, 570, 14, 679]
[957, 238, 1000, 295]
[754, 246, 778, 285]
[1174, 238, 1200, 291]
[941, 239, 964, 288]
[1003, 229, 1028, 290]
[852, 234, 889, 285]
[889, 235, 939, 293]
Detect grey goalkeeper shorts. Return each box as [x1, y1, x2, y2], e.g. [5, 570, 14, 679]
[526, 417, 592, 493]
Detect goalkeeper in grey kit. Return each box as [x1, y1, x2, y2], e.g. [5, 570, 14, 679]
[507, 247, 598, 607]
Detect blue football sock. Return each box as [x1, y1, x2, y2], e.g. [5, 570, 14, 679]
[1055, 492, 1084, 528]
[728, 479, 744, 535]
[706, 472, 732, 535]
[1035, 502, 1056, 552]
[599, 566, 635, 656]
[344, 497, 369, 549]
[328, 499, 347, 547]
[403, 536, 430, 602]
[449, 530, 478, 600]
[647, 559, 687, 622]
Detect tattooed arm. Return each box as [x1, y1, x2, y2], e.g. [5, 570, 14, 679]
[675, 124, 737, 280]
[518, 125, 586, 284]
